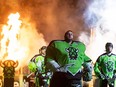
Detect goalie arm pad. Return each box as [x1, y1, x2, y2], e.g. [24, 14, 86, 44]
[83, 62, 93, 81]
[83, 62, 93, 72]
[46, 60, 60, 72]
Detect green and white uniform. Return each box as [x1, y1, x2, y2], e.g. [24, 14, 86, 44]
[28, 54, 45, 73]
[94, 53, 116, 79]
[45, 40, 91, 76]
[45, 40, 92, 87]
[28, 54, 45, 87]
[94, 53, 116, 86]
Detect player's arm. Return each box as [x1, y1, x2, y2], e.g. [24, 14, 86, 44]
[82, 55, 93, 81]
[113, 55, 116, 77]
[45, 41, 60, 72]
[94, 57, 105, 79]
[80, 42, 93, 81]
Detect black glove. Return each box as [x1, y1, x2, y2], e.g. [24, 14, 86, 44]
[99, 73, 106, 80]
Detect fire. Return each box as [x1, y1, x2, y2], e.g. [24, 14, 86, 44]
[0, 12, 47, 69]
[1, 12, 22, 61]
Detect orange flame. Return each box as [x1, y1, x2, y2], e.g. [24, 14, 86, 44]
[1, 12, 23, 61]
[0, 12, 47, 70]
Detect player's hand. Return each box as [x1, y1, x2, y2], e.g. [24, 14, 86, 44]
[113, 74, 116, 79]
[56, 67, 66, 72]
[56, 63, 75, 72]
[99, 73, 106, 80]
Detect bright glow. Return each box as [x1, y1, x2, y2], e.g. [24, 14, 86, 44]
[1, 12, 23, 61]
[0, 12, 47, 69]
[82, 0, 116, 62]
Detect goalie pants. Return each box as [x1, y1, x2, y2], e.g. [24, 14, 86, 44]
[100, 79, 114, 87]
[49, 72, 82, 87]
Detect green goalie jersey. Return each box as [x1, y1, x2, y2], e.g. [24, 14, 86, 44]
[45, 40, 91, 75]
[94, 53, 116, 79]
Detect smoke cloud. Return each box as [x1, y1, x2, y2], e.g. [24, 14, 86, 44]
[0, 0, 90, 41]
[83, 0, 116, 62]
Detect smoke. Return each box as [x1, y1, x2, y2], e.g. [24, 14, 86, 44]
[1, 0, 90, 41]
[83, 0, 116, 62]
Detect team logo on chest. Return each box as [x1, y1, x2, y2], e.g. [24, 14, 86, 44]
[66, 47, 78, 60]
[105, 60, 114, 72]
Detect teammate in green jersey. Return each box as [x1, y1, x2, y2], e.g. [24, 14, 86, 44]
[94, 42, 116, 87]
[28, 46, 50, 87]
[45, 30, 92, 87]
